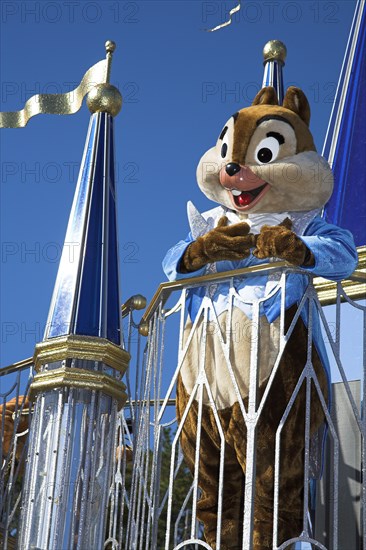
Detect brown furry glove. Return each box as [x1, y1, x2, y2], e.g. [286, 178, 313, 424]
[179, 216, 256, 273]
[253, 218, 314, 267]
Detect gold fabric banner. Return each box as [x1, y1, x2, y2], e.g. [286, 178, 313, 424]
[0, 58, 108, 128]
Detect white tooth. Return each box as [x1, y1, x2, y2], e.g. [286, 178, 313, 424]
[231, 189, 242, 196]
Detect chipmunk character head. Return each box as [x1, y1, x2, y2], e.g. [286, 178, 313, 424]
[197, 86, 333, 214]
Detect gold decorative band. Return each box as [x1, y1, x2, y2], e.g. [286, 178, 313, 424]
[314, 246, 366, 305]
[29, 367, 127, 407]
[0, 59, 108, 128]
[33, 334, 130, 374]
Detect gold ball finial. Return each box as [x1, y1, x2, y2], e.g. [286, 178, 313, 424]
[129, 294, 147, 311]
[263, 40, 287, 65]
[86, 83, 122, 117]
[105, 40, 116, 54]
[139, 321, 149, 337]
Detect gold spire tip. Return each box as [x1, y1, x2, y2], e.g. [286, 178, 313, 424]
[105, 40, 116, 55]
[263, 40, 287, 64]
[104, 40, 116, 84]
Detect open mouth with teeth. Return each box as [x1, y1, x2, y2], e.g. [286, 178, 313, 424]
[229, 182, 269, 208]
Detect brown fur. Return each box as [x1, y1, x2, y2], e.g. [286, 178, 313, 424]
[180, 216, 256, 273]
[252, 87, 279, 107]
[181, 217, 314, 273]
[176, 306, 328, 549]
[253, 218, 315, 267]
[232, 86, 315, 168]
[282, 86, 311, 126]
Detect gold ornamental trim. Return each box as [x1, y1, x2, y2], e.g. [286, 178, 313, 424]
[29, 367, 127, 407]
[33, 334, 130, 374]
[314, 246, 366, 306]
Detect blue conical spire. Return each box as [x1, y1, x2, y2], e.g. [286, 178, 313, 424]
[44, 111, 122, 344]
[262, 40, 287, 105]
[322, 0, 366, 246]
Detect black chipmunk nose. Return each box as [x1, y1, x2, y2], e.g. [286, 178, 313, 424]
[225, 163, 241, 176]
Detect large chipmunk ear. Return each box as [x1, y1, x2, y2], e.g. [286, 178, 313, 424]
[283, 86, 311, 126]
[252, 86, 279, 106]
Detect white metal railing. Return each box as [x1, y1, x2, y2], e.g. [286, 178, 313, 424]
[1, 264, 365, 549]
[117, 264, 365, 550]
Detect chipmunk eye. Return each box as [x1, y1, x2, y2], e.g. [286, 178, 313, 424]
[218, 116, 235, 159]
[255, 136, 280, 164]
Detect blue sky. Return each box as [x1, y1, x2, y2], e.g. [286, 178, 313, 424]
[0, 0, 361, 375]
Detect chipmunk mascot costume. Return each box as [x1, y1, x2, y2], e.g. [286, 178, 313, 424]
[163, 86, 358, 549]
